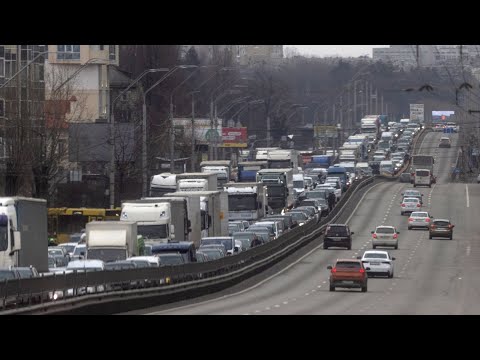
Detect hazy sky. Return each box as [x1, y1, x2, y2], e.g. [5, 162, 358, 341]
[287, 45, 389, 58]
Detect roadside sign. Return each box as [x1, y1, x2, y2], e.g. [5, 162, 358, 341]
[410, 104, 424, 122]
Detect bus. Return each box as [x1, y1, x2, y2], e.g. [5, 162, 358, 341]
[48, 208, 121, 244]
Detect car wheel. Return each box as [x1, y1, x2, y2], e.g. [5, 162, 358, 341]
[401, 211, 404, 216]
[414, 184, 416, 187]
[347, 244, 351, 250]
[408, 226, 411, 230]
[372, 245, 376, 249]
[389, 271, 394, 278]
[323, 244, 328, 250]
[429, 184, 431, 188]
[394, 245, 398, 250]
[449, 235, 453, 240]
[329, 285, 335, 292]
[361, 285, 368, 292]
[429, 235, 433, 239]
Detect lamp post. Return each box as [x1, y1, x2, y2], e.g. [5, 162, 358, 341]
[108, 68, 169, 207]
[139, 65, 196, 197]
[168, 66, 200, 172]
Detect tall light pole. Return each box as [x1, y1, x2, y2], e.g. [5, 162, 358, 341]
[108, 68, 169, 207]
[189, 90, 200, 171]
[168, 66, 200, 172]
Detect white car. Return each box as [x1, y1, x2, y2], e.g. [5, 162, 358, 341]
[408, 211, 432, 230]
[359, 250, 396, 278]
[400, 197, 421, 215]
[371, 226, 399, 249]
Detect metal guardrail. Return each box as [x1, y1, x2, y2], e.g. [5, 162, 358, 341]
[0, 175, 377, 315]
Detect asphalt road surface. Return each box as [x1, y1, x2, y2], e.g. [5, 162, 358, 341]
[124, 131, 479, 315]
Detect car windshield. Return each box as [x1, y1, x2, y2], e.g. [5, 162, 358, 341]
[416, 170, 430, 176]
[105, 262, 136, 270]
[201, 238, 233, 250]
[364, 253, 388, 259]
[326, 225, 348, 236]
[293, 181, 304, 188]
[60, 244, 76, 253]
[404, 199, 418, 203]
[376, 227, 394, 234]
[158, 254, 184, 265]
[336, 261, 361, 269]
[73, 246, 86, 256]
[0, 270, 16, 281]
[288, 212, 307, 221]
[434, 221, 450, 227]
[306, 191, 326, 199]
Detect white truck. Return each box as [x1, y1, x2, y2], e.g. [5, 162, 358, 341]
[0, 197, 48, 273]
[176, 172, 218, 191]
[165, 190, 229, 238]
[361, 115, 380, 137]
[149, 173, 177, 197]
[200, 160, 233, 187]
[292, 173, 306, 198]
[223, 182, 267, 221]
[121, 197, 191, 245]
[86, 221, 139, 262]
[255, 147, 280, 161]
[267, 149, 300, 173]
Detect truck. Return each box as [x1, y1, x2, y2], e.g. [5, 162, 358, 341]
[307, 154, 334, 169]
[176, 172, 218, 191]
[223, 182, 267, 221]
[149, 173, 177, 197]
[255, 147, 280, 161]
[256, 168, 294, 213]
[237, 161, 268, 182]
[120, 197, 191, 245]
[267, 149, 300, 173]
[165, 190, 229, 238]
[292, 173, 306, 198]
[200, 160, 233, 186]
[360, 115, 381, 138]
[346, 135, 369, 159]
[85, 221, 139, 262]
[338, 147, 359, 163]
[0, 197, 48, 273]
[410, 154, 435, 185]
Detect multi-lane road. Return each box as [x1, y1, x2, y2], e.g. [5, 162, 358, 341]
[125, 131, 480, 315]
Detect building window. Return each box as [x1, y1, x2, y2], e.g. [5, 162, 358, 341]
[109, 45, 116, 61]
[0, 98, 4, 117]
[57, 45, 80, 60]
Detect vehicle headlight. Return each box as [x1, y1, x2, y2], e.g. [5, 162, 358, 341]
[299, 222, 305, 226]
[53, 293, 58, 301]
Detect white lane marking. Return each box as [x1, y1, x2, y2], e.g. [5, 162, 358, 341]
[283, 301, 288, 305]
[305, 293, 310, 296]
[466, 184, 470, 208]
[292, 298, 297, 301]
[274, 304, 280, 308]
[467, 246, 471, 256]
[265, 307, 271, 310]
[459, 277, 462, 280]
[317, 285, 322, 288]
[243, 313, 250, 315]
[147, 180, 385, 315]
[311, 289, 316, 293]
[323, 281, 327, 284]
[255, 310, 261, 313]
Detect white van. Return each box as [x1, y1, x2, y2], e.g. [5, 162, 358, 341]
[381, 131, 394, 143]
[379, 160, 394, 175]
[414, 169, 432, 188]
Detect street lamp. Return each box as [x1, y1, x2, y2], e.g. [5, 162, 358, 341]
[140, 65, 196, 195]
[108, 68, 169, 207]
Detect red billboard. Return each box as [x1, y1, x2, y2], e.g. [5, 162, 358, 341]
[220, 127, 248, 148]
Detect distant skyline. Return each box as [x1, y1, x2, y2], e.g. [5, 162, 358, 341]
[286, 45, 389, 58]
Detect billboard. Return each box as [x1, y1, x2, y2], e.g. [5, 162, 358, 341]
[220, 127, 248, 148]
[410, 104, 424, 122]
[173, 118, 222, 145]
[314, 125, 338, 138]
[431, 111, 455, 123]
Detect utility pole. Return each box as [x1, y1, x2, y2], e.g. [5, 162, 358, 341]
[190, 91, 198, 172]
[365, 81, 369, 115]
[381, 93, 384, 115]
[332, 103, 336, 124]
[266, 115, 271, 147]
[353, 81, 357, 130]
[339, 95, 343, 133]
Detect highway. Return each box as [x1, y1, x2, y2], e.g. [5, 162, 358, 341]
[125, 131, 480, 315]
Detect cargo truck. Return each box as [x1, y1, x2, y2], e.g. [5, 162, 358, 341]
[0, 197, 48, 273]
[237, 161, 268, 182]
[176, 172, 218, 191]
[85, 221, 139, 262]
[200, 160, 233, 187]
[223, 182, 267, 221]
[149, 173, 177, 197]
[256, 168, 294, 213]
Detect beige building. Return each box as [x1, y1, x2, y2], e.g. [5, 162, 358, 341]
[46, 45, 119, 123]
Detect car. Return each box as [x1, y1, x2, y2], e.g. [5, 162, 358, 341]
[408, 211, 432, 230]
[402, 189, 424, 205]
[156, 252, 185, 266]
[323, 224, 354, 250]
[400, 197, 421, 215]
[359, 250, 396, 278]
[371, 226, 399, 249]
[58, 242, 78, 258]
[285, 211, 309, 226]
[399, 172, 412, 183]
[197, 248, 224, 260]
[439, 137, 451, 148]
[327, 259, 369, 292]
[429, 219, 454, 240]
[126, 256, 160, 267]
[434, 123, 445, 132]
[201, 237, 236, 255]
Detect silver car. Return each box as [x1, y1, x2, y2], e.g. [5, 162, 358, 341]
[408, 211, 432, 230]
[371, 226, 399, 249]
[400, 197, 421, 215]
[360, 250, 396, 278]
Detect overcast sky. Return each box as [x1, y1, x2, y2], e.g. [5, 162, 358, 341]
[286, 45, 389, 58]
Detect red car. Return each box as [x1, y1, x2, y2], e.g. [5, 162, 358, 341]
[327, 259, 369, 292]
